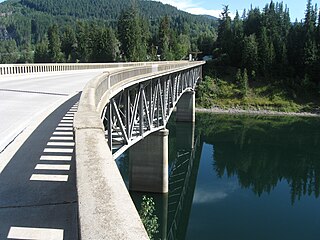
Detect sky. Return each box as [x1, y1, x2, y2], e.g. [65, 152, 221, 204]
[155, 0, 313, 21]
[0, 0, 313, 21]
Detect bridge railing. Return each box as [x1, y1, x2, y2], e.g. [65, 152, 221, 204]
[73, 61, 205, 239]
[0, 61, 192, 76]
[0, 63, 109, 75]
[94, 61, 204, 114]
[74, 61, 204, 125]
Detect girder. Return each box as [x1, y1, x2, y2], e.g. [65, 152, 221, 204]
[101, 66, 202, 158]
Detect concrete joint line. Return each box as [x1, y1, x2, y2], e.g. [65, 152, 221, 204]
[0, 200, 77, 210]
[74, 126, 104, 131]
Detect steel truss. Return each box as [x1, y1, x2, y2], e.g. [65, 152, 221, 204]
[101, 66, 202, 158]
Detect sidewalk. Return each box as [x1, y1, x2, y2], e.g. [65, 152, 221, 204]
[0, 94, 80, 240]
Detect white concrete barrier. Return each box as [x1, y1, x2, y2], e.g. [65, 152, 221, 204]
[0, 61, 193, 76]
[73, 61, 204, 239]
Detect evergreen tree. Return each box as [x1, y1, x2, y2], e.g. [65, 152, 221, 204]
[269, 41, 276, 70]
[258, 26, 270, 76]
[231, 11, 243, 66]
[90, 26, 118, 62]
[48, 24, 63, 62]
[287, 21, 304, 75]
[216, 5, 232, 63]
[317, 9, 320, 48]
[75, 22, 91, 63]
[149, 43, 158, 61]
[317, 9, 320, 47]
[0, 39, 19, 63]
[1, 0, 217, 64]
[197, 32, 216, 56]
[263, 2, 289, 75]
[138, 16, 149, 61]
[173, 34, 190, 60]
[118, 6, 147, 62]
[18, 43, 33, 63]
[235, 68, 249, 97]
[106, 28, 120, 62]
[34, 39, 49, 63]
[242, 34, 258, 73]
[61, 26, 77, 62]
[244, 7, 261, 36]
[159, 16, 171, 60]
[303, 0, 318, 80]
[316, 9, 320, 84]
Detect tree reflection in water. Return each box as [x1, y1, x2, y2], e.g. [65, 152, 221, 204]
[116, 113, 320, 239]
[196, 113, 320, 204]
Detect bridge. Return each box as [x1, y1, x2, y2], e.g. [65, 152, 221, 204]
[0, 61, 204, 239]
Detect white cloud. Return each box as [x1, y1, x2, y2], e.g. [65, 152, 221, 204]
[184, 8, 222, 17]
[193, 189, 228, 204]
[155, 0, 196, 10]
[154, 0, 236, 19]
[192, 179, 239, 204]
[186, 7, 236, 19]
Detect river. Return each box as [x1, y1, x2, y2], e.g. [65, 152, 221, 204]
[116, 113, 320, 240]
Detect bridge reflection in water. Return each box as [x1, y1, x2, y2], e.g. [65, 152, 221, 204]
[166, 122, 200, 240]
[117, 113, 320, 240]
[116, 119, 201, 240]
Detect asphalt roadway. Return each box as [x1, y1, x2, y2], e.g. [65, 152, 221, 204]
[0, 70, 110, 239]
[0, 70, 108, 153]
[0, 95, 79, 239]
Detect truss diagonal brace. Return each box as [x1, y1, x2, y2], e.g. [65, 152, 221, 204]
[111, 99, 129, 144]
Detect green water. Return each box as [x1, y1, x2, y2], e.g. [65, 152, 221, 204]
[116, 113, 320, 240]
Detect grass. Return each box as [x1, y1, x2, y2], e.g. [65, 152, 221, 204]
[196, 69, 319, 113]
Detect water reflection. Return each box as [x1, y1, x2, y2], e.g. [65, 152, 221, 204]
[197, 113, 320, 204]
[117, 113, 320, 240]
[116, 120, 201, 240]
[167, 122, 201, 240]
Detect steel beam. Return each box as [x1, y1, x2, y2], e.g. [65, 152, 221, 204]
[102, 66, 202, 157]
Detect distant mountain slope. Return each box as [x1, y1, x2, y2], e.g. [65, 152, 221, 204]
[20, 0, 131, 20]
[5, 0, 217, 23]
[201, 14, 219, 21]
[0, 0, 218, 45]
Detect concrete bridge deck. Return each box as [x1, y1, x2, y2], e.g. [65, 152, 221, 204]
[0, 69, 112, 239]
[0, 68, 118, 153]
[0, 61, 204, 239]
[0, 95, 80, 239]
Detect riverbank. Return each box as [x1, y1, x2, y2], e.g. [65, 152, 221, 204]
[197, 66, 320, 118]
[196, 107, 320, 118]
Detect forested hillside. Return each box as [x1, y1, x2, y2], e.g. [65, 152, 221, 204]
[0, 0, 217, 61]
[197, 0, 320, 113]
[19, 0, 214, 23]
[0, 0, 319, 113]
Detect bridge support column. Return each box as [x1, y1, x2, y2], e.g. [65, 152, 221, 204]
[129, 129, 169, 193]
[177, 122, 195, 150]
[176, 90, 195, 122]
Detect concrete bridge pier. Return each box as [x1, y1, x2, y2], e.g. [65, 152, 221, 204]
[176, 90, 195, 122]
[159, 193, 168, 239]
[129, 129, 169, 193]
[176, 122, 195, 150]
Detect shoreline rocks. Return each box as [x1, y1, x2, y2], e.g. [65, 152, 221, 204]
[195, 107, 320, 118]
